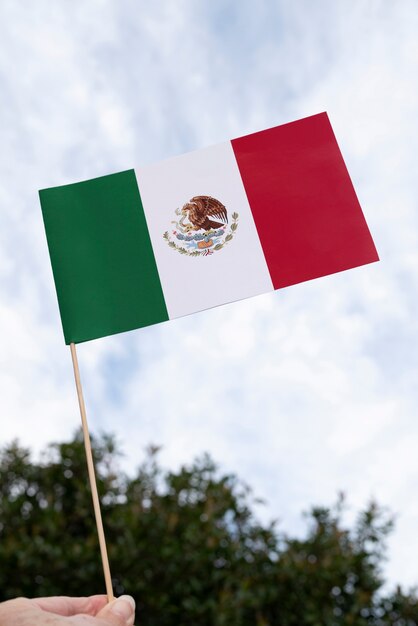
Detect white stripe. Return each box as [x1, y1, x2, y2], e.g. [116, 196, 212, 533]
[136, 141, 273, 320]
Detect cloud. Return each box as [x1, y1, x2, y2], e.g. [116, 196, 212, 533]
[0, 0, 417, 588]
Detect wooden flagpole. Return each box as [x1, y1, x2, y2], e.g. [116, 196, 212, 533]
[70, 342, 114, 603]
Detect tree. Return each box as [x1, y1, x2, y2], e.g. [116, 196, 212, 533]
[0, 431, 417, 625]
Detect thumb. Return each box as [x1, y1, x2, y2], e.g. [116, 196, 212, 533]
[96, 595, 136, 626]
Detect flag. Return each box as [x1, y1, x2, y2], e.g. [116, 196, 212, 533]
[39, 112, 378, 344]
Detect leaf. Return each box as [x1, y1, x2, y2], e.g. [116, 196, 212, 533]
[232, 212, 239, 220]
[225, 234, 233, 242]
[0, 429, 404, 622]
[214, 244, 223, 250]
[231, 223, 238, 232]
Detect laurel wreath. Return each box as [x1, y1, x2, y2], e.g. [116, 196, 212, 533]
[163, 212, 239, 256]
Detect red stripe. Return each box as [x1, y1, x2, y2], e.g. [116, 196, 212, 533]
[231, 112, 379, 290]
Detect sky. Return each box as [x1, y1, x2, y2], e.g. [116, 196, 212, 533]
[1, 0, 418, 589]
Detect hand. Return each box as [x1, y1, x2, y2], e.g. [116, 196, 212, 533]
[0, 594, 136, 626]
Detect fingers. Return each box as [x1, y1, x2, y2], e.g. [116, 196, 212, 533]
[0, 595, 136, 626]
[0, 597, 33, 623]
[31, 595, 108, 616]
[96, 595, 136, 626]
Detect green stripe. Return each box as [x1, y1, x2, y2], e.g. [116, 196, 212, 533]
[40, 169, 168, 344]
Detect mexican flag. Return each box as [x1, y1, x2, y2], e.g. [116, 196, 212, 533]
[40, 112, 378, 344]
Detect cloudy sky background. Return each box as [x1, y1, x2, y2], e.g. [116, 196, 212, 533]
[1, 0, 418, 588]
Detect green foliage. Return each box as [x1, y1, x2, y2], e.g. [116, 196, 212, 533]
[0, 431, 417, 625]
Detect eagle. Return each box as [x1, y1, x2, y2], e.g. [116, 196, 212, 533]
[181, 195, 228, 231]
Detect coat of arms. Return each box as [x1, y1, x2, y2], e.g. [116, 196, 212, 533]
[163, 196, 239, 256]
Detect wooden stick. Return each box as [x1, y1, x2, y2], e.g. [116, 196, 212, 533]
[70, 342, 114, 603]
